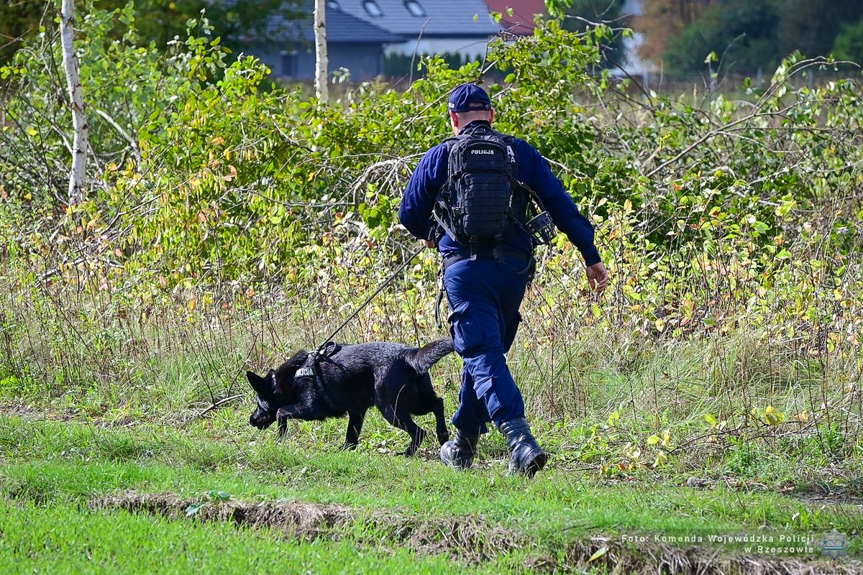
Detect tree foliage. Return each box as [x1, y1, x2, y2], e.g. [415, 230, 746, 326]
[635, 0, 717, 67]
[832, 19, 863, 65]
[651, 0, 863, 75]
[94, 0, 306, 54]
[1, 4, 862, 358]
[557, 0, 628, 68]
[664, 0, 779, 75]
[0, 1, 50, 68]
[775, 0, 863, 63]
[0, 0, 305, 68]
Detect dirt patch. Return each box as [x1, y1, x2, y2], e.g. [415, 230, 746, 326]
[94, 492, 355, 536]
[92, 492, 861, 574]
[558, 538, 861, 575]
[92, 492, 522, 562]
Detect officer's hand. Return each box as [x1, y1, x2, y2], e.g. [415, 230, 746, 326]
[423, 239, 437, 248]
[586, 262, 609, 293]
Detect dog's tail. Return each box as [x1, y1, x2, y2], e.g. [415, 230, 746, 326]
[407, 338, 455, 373]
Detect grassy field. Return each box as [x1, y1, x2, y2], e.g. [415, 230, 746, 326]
[2, 11, 862, 572]
[1, 396, 860, 573]
[1, 256, 861, 573]
[0, 284, 861, 573]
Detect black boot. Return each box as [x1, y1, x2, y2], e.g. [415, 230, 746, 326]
[440, 430, 479, 470]
[498, 418, 547, 477]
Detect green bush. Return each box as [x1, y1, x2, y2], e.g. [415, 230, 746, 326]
[0, 5, 861, 478]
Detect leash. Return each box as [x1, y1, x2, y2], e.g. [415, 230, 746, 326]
[314, 243, 426, 353]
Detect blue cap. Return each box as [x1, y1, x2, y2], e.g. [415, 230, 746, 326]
[448, 83, 492, 112]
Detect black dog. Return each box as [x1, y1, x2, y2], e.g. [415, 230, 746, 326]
[247, 338, 453, 455]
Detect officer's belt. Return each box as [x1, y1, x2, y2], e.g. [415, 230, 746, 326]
[442, 249, 532, 271]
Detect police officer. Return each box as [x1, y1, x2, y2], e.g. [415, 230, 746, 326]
[399, 83, 609, 476]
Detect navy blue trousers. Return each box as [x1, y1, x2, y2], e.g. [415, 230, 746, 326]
[443, 255, 532, 435]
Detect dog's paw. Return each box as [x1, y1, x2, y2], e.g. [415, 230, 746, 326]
[437, 431, 450, 446]
[341, 442, 358, 451]
[402, 429, 427, 456]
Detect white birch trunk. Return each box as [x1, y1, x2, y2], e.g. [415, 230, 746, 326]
[60, 0, 88, 205]
[313, 0, 328, 102]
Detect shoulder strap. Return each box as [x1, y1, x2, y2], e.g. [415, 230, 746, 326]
[432, 138, 461, 242]
[433, 200, 460, 242]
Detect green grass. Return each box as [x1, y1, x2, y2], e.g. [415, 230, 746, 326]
[0, 414, 860, 573]
[0, 500, 471, 575]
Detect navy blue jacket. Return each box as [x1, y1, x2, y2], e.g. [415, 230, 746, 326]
[399, 121, 601, 266]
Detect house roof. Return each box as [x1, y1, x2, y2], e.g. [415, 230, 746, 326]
[483, 0, 547, 35]
[264, 3, 404, 45]
[333, 0, 500, 37]
[327, 8, 404, 43]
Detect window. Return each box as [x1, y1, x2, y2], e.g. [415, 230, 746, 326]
[363, 0, 383, 17]
[404, 0, 425, 17]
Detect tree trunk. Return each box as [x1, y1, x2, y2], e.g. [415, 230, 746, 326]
[60, 0, 88, 205]
[313, 0, 328, 102]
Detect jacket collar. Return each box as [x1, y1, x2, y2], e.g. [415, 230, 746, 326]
[458, 120, 492, 135]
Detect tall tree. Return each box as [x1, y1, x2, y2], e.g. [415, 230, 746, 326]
[313, 0, 327, 102]
[60, 0, 89, 205]
[649, 0, 863, 76]
[663, 0, 780, 75]
[833, 19, 863, 65]
[635, 0, 719, 65]
[776, 0, 863, 61]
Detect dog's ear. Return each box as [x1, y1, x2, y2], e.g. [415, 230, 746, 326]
[246, 370, 272, 394]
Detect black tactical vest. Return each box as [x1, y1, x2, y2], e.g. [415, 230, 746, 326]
[434, 124, 527, 255]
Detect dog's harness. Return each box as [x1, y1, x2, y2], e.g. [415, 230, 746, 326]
[294, 341, 341, 410]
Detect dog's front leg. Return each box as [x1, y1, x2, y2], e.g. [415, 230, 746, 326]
[343, 411, 366, 450]
[276, 406, 293, 438]
[276, 405, 298, 439]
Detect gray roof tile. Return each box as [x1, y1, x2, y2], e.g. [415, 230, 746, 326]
[265, 1, 498, 44]
[336, 0, 500, 37]
[328, 8, 405, 42]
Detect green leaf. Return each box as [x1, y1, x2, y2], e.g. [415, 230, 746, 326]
[588, 547, 608, 562]
[622, 284, 641, 301]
